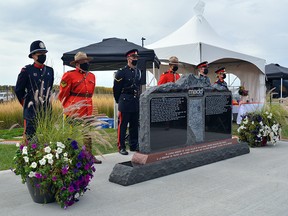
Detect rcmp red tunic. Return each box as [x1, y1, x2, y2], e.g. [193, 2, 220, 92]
[158, 69, 180, 85]
[58, 68, 96, 117]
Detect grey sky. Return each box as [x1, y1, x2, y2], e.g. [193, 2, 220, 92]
[0, 0, 287, 87]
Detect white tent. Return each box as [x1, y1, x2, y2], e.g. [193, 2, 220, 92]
[147, 1, 266, 102]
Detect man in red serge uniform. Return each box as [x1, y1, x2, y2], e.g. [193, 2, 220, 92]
[158, 56, 180, 85]
[58, 51, 101, 163]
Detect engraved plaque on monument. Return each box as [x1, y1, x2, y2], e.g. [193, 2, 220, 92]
[204, 94, 232, 141]
[150, 96, 187, 151]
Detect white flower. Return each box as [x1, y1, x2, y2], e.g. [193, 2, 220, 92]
[251, 121, 254, 125]
[39, 158, 46, 165]
[28, 171, 35, 178]
[63, 152, 68, 157]
[44, 146, 51, 153]
[22, 146, 28, 155]
[45, 153, 53, 160]
[57, 142, 65, 149]
[272, 124, 279, 133]
[55, 153, 59, 159]
[48, 159, 54, 165]
[23, 156, 29, 163]
[56, 147, 63, 154]
[16, 143, 20, 147]
[64, 157, 69, 162]
[30, 162, 37, 168]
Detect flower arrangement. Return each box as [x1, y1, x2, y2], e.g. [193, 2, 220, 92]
[13, 95, 110, 209]
[14, 138, 96, 208]
[237, 111, 281, 147]
[238, 86, 249, 96]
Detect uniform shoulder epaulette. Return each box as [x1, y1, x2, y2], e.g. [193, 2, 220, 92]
[21, 64, 32, 72]
[163, 71, 168, 74]
[67, 70, 75, 73]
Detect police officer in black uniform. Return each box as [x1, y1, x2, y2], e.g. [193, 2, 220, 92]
[213, 67, 228, 90]
[196, 61, 211, 85]
[113, 49, 141, 155]
[15, 40, 54, 140]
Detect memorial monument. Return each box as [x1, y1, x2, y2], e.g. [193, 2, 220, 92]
[109, 74, 250, 186]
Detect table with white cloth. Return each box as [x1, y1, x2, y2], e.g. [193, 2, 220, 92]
[236, 103, 264, 124]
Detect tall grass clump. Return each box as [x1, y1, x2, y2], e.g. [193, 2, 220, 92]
[0, 94, 114, 129]
[93, 94, 114, 117]
[0, 100, 23, 129]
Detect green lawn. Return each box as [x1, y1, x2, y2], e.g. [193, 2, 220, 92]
[0, 144, 17, 170]
[0, 128, 23, 140]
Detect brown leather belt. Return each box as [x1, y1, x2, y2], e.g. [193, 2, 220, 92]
[70, 92, 93, 98]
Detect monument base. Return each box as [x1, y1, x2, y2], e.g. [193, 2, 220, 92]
[109, 140, 250, 186]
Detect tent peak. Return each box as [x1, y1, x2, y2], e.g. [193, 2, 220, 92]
[194, 0, 205, 16]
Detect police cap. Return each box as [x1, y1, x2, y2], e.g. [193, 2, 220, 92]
[215, 67, 226, 74]
[29, 40, 48, 58]
[196, 61, 208, 68]
[125, 49, 139, 57]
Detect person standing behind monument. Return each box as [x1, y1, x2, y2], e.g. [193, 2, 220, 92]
[213, 67, 228, 89]
[58, 51, 102, 164]
[15, 40, 54, 141]
[113, 49, 141, 155]
[196, 61, 211, 85]
[158, 56, 180, 85]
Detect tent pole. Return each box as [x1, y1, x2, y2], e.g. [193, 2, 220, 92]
[280, 77, 283, 100]
[199, 42, 202, 62]
[152, 62, 155, 86]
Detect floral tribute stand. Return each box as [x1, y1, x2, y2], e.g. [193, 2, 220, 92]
[109, 74, 250, 186]
[237, 111, 281, 147]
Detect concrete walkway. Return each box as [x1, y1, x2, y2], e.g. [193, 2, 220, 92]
[1, 141, 288, 216]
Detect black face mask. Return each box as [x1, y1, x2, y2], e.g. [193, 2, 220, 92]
[80, 62, 89, 71]
[131, 60, 138, 66]
[37, 54, 46, 64]
[203, 68, 209, 75]
[222, 73, 226, 79]
[172, 65, 178, 72]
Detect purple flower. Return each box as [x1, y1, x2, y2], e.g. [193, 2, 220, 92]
[76, 162, 82, 169]
[84, 163, 90, 170]
[77, 151, 84, 160]
[31, 143, 37, 149]
[35, 173, 42, 179]
[52, 176, 57, 181]
[68, 185, 75, 193]
[91, 166, 96, 172]
[20, 145, 24, 151]
[61, 166, 69, 175]
[36, 183, 41, 188]
[71, 140, 79, 150]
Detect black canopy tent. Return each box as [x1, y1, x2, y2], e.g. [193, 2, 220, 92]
[61, 37, 160, 85]
[265, 63, 288, 98]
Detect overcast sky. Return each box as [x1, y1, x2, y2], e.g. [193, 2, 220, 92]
[0, 0, 287, 87]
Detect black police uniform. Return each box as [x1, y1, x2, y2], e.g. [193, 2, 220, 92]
[113, 65, 141, 152]
[15, 63, 54, 138]
[215, 79, 228, 88]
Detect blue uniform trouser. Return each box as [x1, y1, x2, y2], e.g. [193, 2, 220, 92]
[117, 111, 139, 151]
[24, 118, 36, 140]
